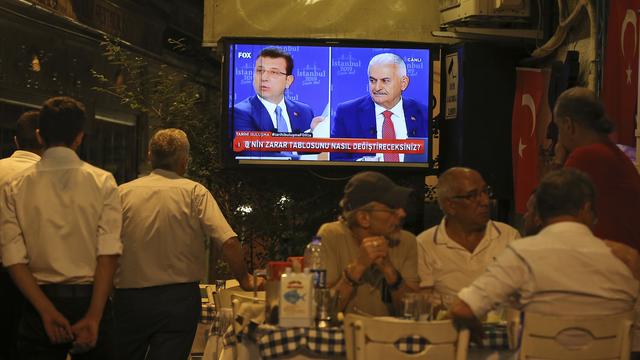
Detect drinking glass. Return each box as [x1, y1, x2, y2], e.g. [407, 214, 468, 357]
[215, 279, 226, 291]
[417, 292, 434, 321]
[401, 293, 419, 320]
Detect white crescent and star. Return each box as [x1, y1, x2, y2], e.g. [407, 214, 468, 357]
[621, 9, 638, 84]
[518, 93, 536, 159]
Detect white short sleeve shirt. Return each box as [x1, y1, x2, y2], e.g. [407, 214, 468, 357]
[0, 147, 123, 284]
[416, 219, 520, 296]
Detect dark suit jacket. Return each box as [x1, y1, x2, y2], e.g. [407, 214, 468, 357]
[233, 96, 315, 158]
[330, 95, 429, 161]
[234, 96, 314, 133]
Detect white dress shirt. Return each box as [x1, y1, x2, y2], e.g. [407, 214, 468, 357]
[115, 169, 237, 288]
[257, 95, 291, 132]
[0, 147, 123, 284]
[0, 150, 41, 263]
[374, 99, 408, 162]
[0, 150, 41, 185]
[417, 219, 520, 296]
[458, 222, 639, 317]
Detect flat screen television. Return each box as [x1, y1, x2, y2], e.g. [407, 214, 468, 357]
[220, 38, 437, 168]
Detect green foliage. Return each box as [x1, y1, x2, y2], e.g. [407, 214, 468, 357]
[91, 36, 217, 188]
[91, 36, 341, 276]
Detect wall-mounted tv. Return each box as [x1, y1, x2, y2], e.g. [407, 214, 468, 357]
[221, 38, 437, 168]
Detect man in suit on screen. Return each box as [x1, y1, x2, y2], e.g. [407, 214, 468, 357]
[330, 53, 429, 162]
[233, 48, 324, 158]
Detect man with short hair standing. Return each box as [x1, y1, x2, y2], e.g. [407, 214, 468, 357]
[0, 97, 122, 359]
[416, 167, 520, 297]
[319, 171, 419, 316]
[0, 110, 42, 360]
[114, 128, 261, 360]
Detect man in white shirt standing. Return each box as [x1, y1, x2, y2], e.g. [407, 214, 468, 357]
[114, 128, 262, 360]
[451, 168, 638, 342]
[0, 97, 123, 359]
[0, 110, 42, 360]
[416, 167, 520, 297]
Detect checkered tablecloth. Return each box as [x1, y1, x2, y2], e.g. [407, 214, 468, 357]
[394, 334, 429, 354]
[200, 303, 216, 323]
[481, 323, 509, 350]
[392, 323, 509, 354]
[252, 325, 345, 359]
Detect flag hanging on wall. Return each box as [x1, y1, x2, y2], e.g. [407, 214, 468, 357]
[601, 0, 640, 147]
[512, 68, 552, 214]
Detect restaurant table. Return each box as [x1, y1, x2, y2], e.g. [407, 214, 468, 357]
[218, 320, 512, 360]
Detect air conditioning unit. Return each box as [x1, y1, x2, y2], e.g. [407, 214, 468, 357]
[440, 0, 530, 26]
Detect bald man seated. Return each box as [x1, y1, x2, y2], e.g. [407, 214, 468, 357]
[416, 167, 520, 297]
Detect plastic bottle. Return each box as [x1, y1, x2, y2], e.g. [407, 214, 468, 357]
[303, 236, 327, 289]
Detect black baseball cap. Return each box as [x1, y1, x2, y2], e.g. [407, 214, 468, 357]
[341, 171, 412, 211]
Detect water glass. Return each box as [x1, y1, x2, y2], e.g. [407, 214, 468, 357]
[215, 279, 226, 291]
[417, 293, 434, 321]
[401, 293, 419, 320]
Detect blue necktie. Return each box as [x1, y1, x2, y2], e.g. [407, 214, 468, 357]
[275, 106, 288, 132]
[275, 105, 297, 159]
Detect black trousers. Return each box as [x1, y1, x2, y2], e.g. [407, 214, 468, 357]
[17, 284, 116, 360]
[0, 269, 24, 360]
[113, 282, 200, 360]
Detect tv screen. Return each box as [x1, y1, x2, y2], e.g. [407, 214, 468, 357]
[221, 38, 436, 168]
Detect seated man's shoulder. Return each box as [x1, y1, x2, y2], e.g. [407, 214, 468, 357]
[391, 230, 418, 252]
[233, 96, 256, 112]
[403, 96, 429, 112]
[336, 95, 369, 111]
[288, 98, 312, 110]
[317, 221, 349, 243]
[318, 220, 344, 234]
[416, 224, 438, 245]
[490, 220, 521, 240]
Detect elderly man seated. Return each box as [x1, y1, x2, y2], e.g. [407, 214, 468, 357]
[450, 169, 639, 341]
[417, 167, 520, 297]
[318, 171, 419, 316]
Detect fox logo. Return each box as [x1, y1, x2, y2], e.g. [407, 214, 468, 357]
[238, 52, 252, 59]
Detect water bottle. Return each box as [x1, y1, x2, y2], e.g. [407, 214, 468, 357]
[303, 236, 327, 289]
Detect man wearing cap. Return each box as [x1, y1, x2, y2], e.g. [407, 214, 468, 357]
[317, 171, 419, 316]
[416, 167, 520, 297]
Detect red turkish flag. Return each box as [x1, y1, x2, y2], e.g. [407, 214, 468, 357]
[601, 0, 640, 146]
[512, 68, 551, 214]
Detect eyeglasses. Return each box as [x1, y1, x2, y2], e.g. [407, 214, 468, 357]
[450, 186, 493, 202]
[254, 68, 288, 77]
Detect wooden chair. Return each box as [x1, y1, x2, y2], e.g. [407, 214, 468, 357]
[344, 314, 469, 360]
[518, 311, 634, 360]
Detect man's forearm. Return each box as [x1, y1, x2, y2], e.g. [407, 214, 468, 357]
[331, 263, 366, 311]
[8, 263, 57, 315]
[86, 255, 118, 321]
[222, 237, 252, 289]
